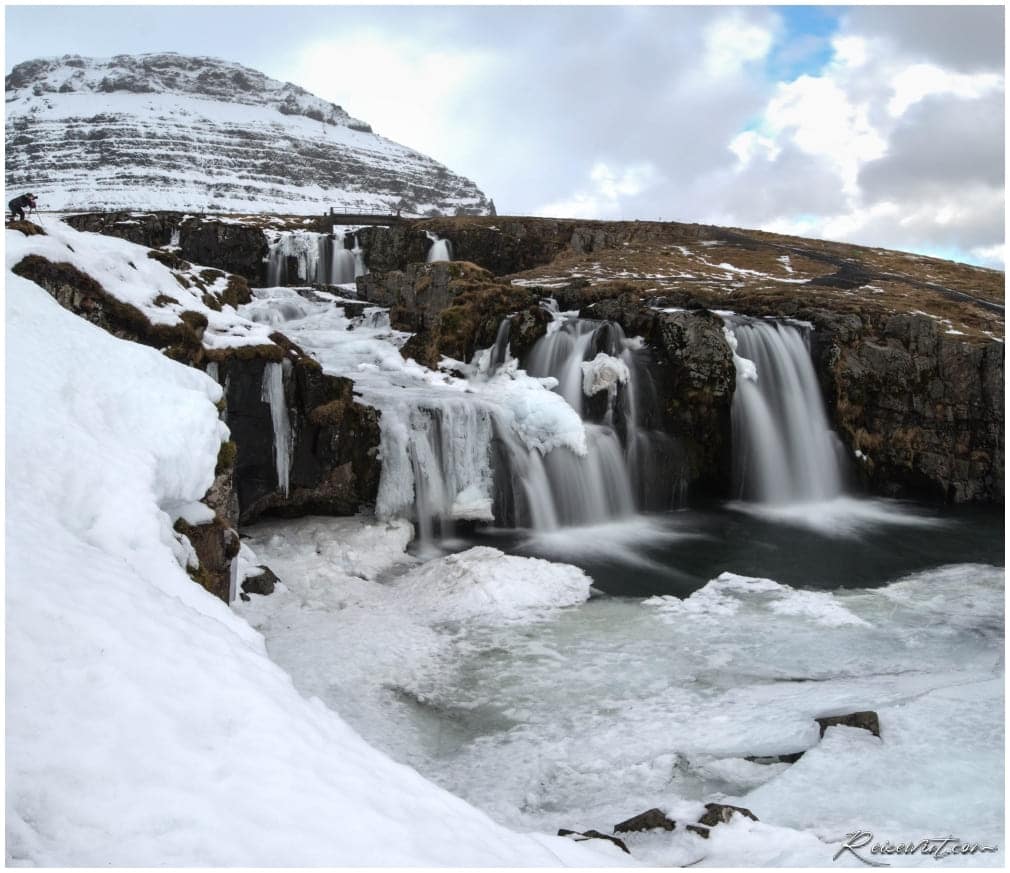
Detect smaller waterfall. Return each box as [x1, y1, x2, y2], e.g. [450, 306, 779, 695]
[727, 317, 849, 504]
[425, 231, 453, 263]
[331, 234, 357, 285]
[526, 314, 687, 514]
[261, 360, 292, 496]
[169, 227, 181, 247]
[352, 234, 368, 278]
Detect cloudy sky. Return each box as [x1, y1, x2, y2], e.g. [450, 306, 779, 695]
[5, 4, 1005, 267]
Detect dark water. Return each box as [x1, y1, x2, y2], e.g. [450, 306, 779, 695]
[462, 498, 1005, 598]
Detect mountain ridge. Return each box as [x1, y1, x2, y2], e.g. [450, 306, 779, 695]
[5, 52, 491, 217]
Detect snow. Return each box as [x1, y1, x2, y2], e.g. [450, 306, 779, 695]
[391, 546, 592, 623]
[581, 351, 631, 396]
[5, 218, 278, 351]
[644, 571, 869, 627]
[8, 54, 489, 216]
[5, 267, 612, 866]
[722, 324, 758, 382]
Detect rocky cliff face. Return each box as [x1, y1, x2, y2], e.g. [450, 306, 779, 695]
[6, 53, 491, 216]
[212, 353, 380, 524]
[357, 260, 550, 368]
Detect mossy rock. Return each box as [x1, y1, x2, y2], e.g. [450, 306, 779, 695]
[147, 248, 191, 271]
[204, 342, 285, 363]
[153, 293, 179, 307]
[215, 440, 237, 476]
[309, 399, 347, 427]
[7, 220, 46, 236]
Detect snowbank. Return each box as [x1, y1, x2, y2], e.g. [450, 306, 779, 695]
[645, 571, 869, 627]
[4, 275, 611, 865]
[6, 217, 277, 352]
[392, 546, 592, 623]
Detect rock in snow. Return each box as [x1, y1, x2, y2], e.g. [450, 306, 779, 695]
[5, 53, 491, 216]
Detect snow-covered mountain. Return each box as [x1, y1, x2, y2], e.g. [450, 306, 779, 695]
[5, 53, 492, 216]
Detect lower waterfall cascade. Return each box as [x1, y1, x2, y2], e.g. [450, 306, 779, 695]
[726, 316, 850, 504]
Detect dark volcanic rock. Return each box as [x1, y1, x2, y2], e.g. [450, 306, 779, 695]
[829, 316, 1003, 503]
[357, 261, 549, 368]
[697, 803, 759, 829]
[816, 711, 881, 738]
[63, 210, 183, 248]
[614, 808, 677, 833]
[212, 354, 381, 524]
[557, 829, 630, 854]
[178, 217, 269, 285]
[241, 565, 279, 596]
[581, 295, 736, 494]
[174, 516, 241, 602]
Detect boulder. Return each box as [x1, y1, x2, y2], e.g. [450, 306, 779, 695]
[613, 808, 677, 833]
[557, 829, 630, 855]
[241, 566, 279, 596]
[816, 711, 881, 738]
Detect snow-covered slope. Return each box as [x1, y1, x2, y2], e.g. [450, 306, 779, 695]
[4, 235, 614, 865]
[5, 53, 491, 216]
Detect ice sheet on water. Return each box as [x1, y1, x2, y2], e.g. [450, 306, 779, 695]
[645, 571, 869, 627]
[238, 522, 1003, 867]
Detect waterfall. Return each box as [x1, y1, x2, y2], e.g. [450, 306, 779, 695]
[352, 234, 368, 278]
[425, 231, 452, 263]
[266, 230, 368, 286]
[331, 234, 357, 285]
[169, 227, 180, 247]
[526, 314, 686, 514]
[377, 312, 688, 550]
[261, 360, 292, 496]
[726, 317, 848, 504]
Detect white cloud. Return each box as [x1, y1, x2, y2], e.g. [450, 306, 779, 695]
[971, 244, 1005, 269]
[289, 33, 495, 162]
[536, 162, 660, 220]
[760, 74, 887, 194]
[703, 14, 776, 77]
[888, 63, 1003, 116]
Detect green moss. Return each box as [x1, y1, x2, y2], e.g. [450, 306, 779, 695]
[222, 275, 252, 308]
[7, 220, 46, 236]
[200, 268, 226, 283]
[174, 273, 191, 289]
[204, 343, 285, 363]
[201, 292, 223, 312]
[147, 248, 190, 271]
[215, 440, 237, 476]
[153, 293, 179, 307]
[309, 399, 347, 427]
[179, 310, 209, 332]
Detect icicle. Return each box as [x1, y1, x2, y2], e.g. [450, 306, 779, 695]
[260, 361, 292, 496]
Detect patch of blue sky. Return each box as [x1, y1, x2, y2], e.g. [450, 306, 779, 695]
[766, 6, 843, 82]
